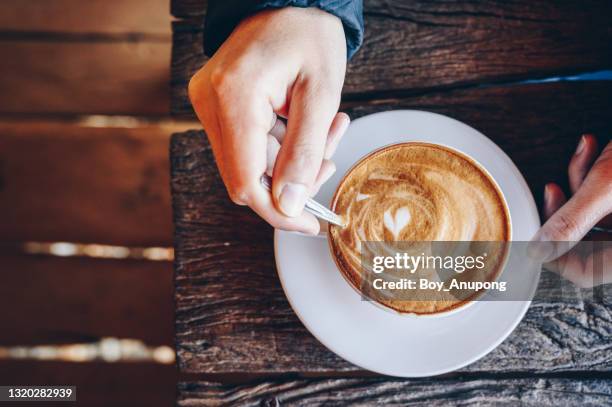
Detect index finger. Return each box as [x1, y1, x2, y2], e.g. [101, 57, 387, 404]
[215, 88, 272, 205]
[216, 91, 320, 234]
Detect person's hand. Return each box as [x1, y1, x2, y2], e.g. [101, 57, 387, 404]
[529, 135, 612, 287]
[188, 7, 350, 235]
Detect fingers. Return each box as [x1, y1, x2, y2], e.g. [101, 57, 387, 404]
[212, 84, 321, 234]
[186, 4, 348, 234]
[530, 140, 612, 262]
[270, 112, 349, 159]
[216, 121, 320, 233]
[540, 139, 612, 288]
[188, 73, 229, 184]
[248, 188, 321, 235]
[267, 112, 348, 189]
[568, 134, 599, 193]
[324, 112, 350, 159]
[266, 134, 281, 177]
[311, 160, 337, 196]
[527, 183, 566, 261]
[216, 94, 271, 206]
[591, 140, 612, 228]
[531, 189, 608, 261]
[268, 135, 337, 191]
[272, 78, 340, 216]
[269, 114, 287, 142]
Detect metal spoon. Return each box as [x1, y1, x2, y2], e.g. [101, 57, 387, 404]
[260, 174, 346, 228]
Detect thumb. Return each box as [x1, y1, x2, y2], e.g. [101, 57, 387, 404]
[272, 79, 339, 217]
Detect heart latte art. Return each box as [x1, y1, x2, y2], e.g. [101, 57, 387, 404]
[328, 143, 511, 315]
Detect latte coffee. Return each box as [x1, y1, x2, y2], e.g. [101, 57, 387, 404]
[328, 142, 511, 315]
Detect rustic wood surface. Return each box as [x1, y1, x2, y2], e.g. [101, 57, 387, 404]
[0, 41, 170, 116]
[0, 0, 171, 36]
[0, 120, 183, 246]
[0, 0, 173, 116]
[172, 81, 612, 375]
[170, 0, 612, 117]
[0, 360, 176, 407]
[178, 377, 612, 406]
[0, 253, 173, 346]
[171, 0, 612, 403]
[0, 2, 178, 405]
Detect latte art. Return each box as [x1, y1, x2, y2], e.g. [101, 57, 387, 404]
[328, 143, 511, 315]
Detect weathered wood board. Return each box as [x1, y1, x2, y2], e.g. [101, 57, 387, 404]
[178, 377, 612, 406]
[170, 1, 612, 404]
[0, 253, 173, 346]
[171, 81, 612, 374]
[0, 2, 177, 405]
[0, 120, 183, 246]
[0, 41, 171, 116]
[170, 0, 612, 116]
[0, 0, 171, 36]
[0, 360, 176, 407]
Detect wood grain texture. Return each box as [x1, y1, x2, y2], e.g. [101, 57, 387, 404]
[178, 377, 612, 406]
[0, 253, 173, 346]
[171, 0, 205, 17]
[172, 81, 612, 374]
[0, 360, 176, 407]
[0, 0, 171, 36]
[0, 120, 177, 246]
[170, 0, 612, 116]
[0, 41, 170, 115]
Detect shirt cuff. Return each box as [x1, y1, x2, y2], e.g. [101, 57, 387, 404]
[204, 0, 364, 60]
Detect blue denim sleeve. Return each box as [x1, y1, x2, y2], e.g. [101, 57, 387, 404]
[204, 0, 364, 59]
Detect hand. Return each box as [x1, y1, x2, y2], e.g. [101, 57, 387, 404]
[188, 7, 349, 235]
[529, 135, 612, 287]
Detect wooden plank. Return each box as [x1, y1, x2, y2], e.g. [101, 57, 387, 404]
[0, 120, 177, 246]
[0, 41, 170, 115]
[0, 253, 173, 346]
[0, 360, 176, 407]
[178, 377, 612, 406]
[0, 0, 171, 36]
[171, 0, 204, 17]
[170, 0, 612, 116]
[171, 81, 612, 374]
[171, 22, 202, 117]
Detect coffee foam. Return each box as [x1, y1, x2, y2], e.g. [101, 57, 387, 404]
[328, 143, 511, 315]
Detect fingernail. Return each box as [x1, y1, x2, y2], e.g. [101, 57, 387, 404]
[527, 233, 555, 262]
[543, 183, 553, 208]
[338, 116, 350, 136]
[279, 183, 308, 217]
[575, 135, 586, 155]
[266, 135, 281, 176]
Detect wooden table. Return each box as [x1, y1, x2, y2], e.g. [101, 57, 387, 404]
[170, 1, 612, 404]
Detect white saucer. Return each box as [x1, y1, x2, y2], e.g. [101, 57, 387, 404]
[274, 110, 541, 377]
